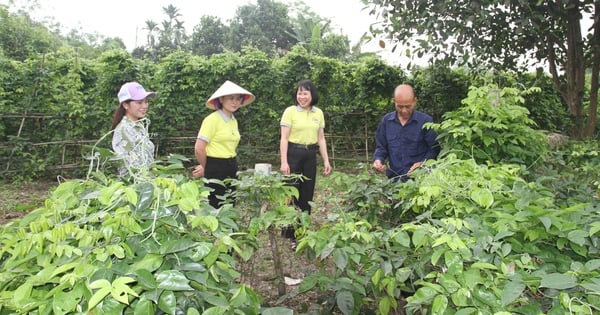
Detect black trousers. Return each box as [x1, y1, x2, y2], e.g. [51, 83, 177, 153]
[205, 156, 238, 208]
[282, 145, 317, 239]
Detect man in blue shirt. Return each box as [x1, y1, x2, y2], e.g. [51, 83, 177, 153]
[373, 84, 440, 182]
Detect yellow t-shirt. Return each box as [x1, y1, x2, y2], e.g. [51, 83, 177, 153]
[197, 110, 240, 158]
[280, 105, 325, 145]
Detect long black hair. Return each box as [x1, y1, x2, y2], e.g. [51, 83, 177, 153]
[111, 102, 127, 130]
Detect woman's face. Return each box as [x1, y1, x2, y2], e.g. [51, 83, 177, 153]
[296, 87, 312, 108]
[219, 94, 243, 114]
[124, 99, 149, 121]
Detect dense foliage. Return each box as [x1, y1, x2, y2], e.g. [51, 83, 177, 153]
[1, 45, 573, 180]
[1, 86, 598, 314]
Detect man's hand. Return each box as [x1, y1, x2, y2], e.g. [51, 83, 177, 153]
[408, 161, 423, 175]
[373, 160, 386, 173]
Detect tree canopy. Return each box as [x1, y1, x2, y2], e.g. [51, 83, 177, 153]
[364, 0, 599, 138]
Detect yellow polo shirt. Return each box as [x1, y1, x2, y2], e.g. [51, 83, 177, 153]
[280, 105, 325, 144]
[197, 110, 240, 158]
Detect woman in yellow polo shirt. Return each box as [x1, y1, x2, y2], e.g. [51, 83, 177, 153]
[192, 80, 255, 208]
[280, 79, 332, 245]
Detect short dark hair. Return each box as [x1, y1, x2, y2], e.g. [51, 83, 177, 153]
[294, 79, 318, 106]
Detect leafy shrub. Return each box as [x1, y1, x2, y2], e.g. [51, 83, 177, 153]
[432, 85, 549, 167]
[0, 168, 292, 314]
[302, 154, 600, 314]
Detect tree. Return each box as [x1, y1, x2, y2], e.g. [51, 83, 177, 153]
[143, 20, 158, 49]
[0, 5, 60, 60]
[312, 34, 350, 60]
[228, 0, 296, 54]
[156, 4, 185, 51]
[364, 0, 599, 138]
[189, 15, 228, 56]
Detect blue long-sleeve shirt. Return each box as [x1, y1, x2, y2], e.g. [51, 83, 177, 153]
[373, 110, 440, 181]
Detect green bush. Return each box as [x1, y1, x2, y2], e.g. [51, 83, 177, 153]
[432, 85, 549, 167]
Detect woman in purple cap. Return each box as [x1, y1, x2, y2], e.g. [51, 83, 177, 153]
[111, 81, 157, 177]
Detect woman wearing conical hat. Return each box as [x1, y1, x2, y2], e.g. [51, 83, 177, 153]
[192, 80, 255, 208]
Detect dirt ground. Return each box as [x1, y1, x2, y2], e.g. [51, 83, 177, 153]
[0, 179, 58, 225]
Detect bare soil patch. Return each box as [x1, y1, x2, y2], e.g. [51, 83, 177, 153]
[0, 179, 58, 224]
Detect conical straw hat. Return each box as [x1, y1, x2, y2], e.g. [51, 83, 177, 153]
[206, 80, 255, 109]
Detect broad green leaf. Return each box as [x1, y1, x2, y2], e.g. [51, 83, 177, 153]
[407, 287, 437, 304]
[130, 253, 163, 272]
[336, 290, 354, 315]
[393, 230, 411, 247]
[194, 215, 219, 232]
[540, 273, 577, 290]
[53, 284, 83, 315]
[333, 248, 348, 270]
[202, 306, 228, 315]
[136, 182, 155, 211]
[111, 277, 139, 304]
[455, 307, 478, 315]
[396, 268, 411, 282]
[501, 280, 525, 306]
[431, 294, 448, 315]
[156, 270, 194, 291]
[585, 260, 600, 271]
[371, 269, 382, 285]
[134, 298, 155, 315]
[299, 275, 319, 293]
[567, 230, 588, 246]
[451, 288, 470, 307]
[124, 186, 138, 205]
[160, 239, 198, 254]
[581, 277, 600, 292]
[158, 290, 176, 314]
[539, 216, 552, 231]
[412, 228, 428, 248]
[229, 285, 247, 308]
[13, 282, 32, 305]
[589, 222, 600, 236]
[378, 295, 394, 315]
[88, 279, 111, 289]
[88, 286, 111, 310]
[134, 269, 157, 290]
[187, 308, 201, 315]
[444, 251, 463, 274]
[438, 274, 461, 293]
[432, 234, 452, 248]
[470, 187, 494, 208]
[471, 262, 498, 270]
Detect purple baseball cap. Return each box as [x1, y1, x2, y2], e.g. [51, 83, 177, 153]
[117, 82, 156, 103]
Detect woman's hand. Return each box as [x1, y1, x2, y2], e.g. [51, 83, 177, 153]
[322, 161, 332, 176]
[191, 165, 204, 178]
[280, 163, 290, 175]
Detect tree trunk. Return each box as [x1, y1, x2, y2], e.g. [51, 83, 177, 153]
[584, 1, 600, 137]
[564, 0, 586, 139]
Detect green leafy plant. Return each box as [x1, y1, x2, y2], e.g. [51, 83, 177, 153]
[432, 85, 549, 167]
[0, 168, 294, 314]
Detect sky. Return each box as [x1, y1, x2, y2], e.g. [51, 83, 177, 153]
[3, 0, 405, 65]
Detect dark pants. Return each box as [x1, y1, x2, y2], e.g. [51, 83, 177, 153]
[282, 144, 317, 239]
[205, 156, 238, 208]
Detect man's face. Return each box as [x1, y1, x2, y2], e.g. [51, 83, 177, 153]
[394, 94, 416, 120]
